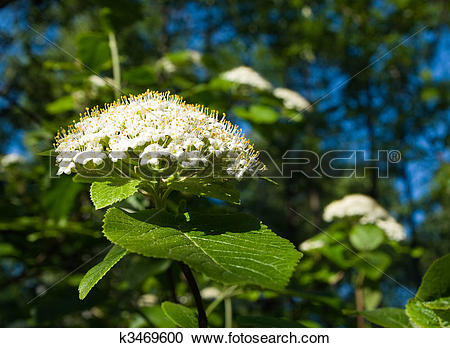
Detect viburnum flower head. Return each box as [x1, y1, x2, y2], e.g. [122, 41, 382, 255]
[221, 66, 273, 91]
[54, 90, 264, 180]
[323, 194, 406, 241]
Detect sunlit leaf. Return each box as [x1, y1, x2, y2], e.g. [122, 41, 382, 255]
[169, 178, 240, 204]
[405, 299, 443, 328]
[352, 308, 412, 328]
[90, 180, 140, 209]
[416, 253, 450, 301]
[78, 245, 127, 300]
[103, 208, 302, 289]
[161, 301, 198, 328]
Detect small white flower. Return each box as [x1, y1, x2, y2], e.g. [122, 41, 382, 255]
[56, 160, 76, 175]
[74, 151, 107, 166]
[221, 66, 273, 90]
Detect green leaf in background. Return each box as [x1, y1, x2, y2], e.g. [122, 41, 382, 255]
[0, 243, 19, 257]
[123, 65, 156, 86]
[349, 224, 384, 251]
[90, 180, 140, 209]
[237, 315, 305, 328]
[232, 105, 279, 124]
[355, 308, 412, 328]
[363, 287, 382, 311]
[45, 95, 75, 114]
[405, 299, 443, 328]
[354, 251, 391, 280]
[169, 178, 240, 204]
[43, 176, 83, 220]
[321, 244, 356, 269]
[76, 32, 112, 72]
[78, 245, 127, 300]
[416, 253, 450, 301]
[138, 306, 177, 328]
[161, 301, 198, 328]
[103, 208, 302, 289]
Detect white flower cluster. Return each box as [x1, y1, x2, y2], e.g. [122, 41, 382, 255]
[157, 57, 177, 74]
[221, 66, 273, 91]
[156, 50, 203, 74]
[54, 91, 263, 180]
[299, 239, 325, 251]
[273, 87, 311, 112]
[186, 49, 203, 66]
[323, 194, 406, 241]
[1, 153, 26, 168]
[221, 66, 311, 113]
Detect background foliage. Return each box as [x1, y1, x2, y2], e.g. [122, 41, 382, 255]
[0, 0, 449, 327]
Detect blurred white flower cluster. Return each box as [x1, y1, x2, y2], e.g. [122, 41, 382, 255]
[0, 153, 26, 168]
[54, 90, 263, 180]
[221, 66, 273, 91]
[323, 194, 406, 241]
[273, 87, 311, 112]
[157, 57, 177, 74]
[221, 66, 311, 112]
[157, 50, 203, 74]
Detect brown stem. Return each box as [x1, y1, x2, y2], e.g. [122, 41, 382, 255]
[355, 272, 365, 328]
[178, 262, 208, 328]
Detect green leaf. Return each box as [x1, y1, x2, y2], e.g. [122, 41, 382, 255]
[363, 288, 382, 311]
[140, 306, 177, 328]
[349, 224, 384, 251]
[73, 174, 110, 184]
[76, 33, 111, 72]
[78, 245, 127, 300]
[354, 251, 391, 280]
[0, 243, 19, 256]
[416, 254, 450, 301]
[423, 297, 450, 310]
[44, 176, 83, 219]
[321, 244, 356, 269]
[45, 95, 75, 114]
[169, 178, 240, 204]
[90, 180, 140, 209]
[405, 299, 443, 328]
[261, 177, 278, 185]
[123, 65, 156, 86]
[161, 301, 198, 328]
[354, 308, 412, 328]
[237, 316, 304, 328]
[38, 149, 55, 157]
[232, 105, 278, 124]
[103, 208, 302, 289]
